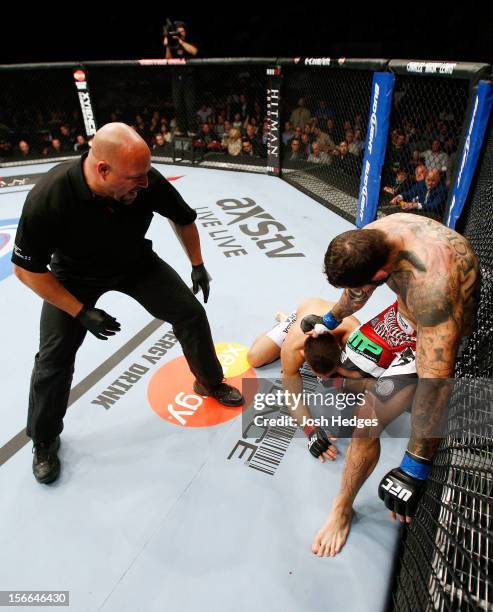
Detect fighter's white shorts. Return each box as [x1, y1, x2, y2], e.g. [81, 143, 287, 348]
[266, 311, 297, 348]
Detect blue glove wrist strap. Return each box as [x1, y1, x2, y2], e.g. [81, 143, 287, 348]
[400, 451, 432, 480]
[322, 311, 341, 330]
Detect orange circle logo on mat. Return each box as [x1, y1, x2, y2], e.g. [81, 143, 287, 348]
[147, 342, 257, 427]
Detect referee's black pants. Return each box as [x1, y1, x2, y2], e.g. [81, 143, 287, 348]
[27, 253, 224, 443]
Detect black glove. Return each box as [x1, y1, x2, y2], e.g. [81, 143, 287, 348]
[307, 427, 331, 459]
[76, 306, 121, 340]
[378, 466, 427, 518]
[300, 314, 324, 333]
[191, 264, 211, 303]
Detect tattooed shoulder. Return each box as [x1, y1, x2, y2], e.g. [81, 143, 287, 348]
[406, 276, 457, 327]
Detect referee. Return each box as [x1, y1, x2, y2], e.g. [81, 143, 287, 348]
[12, 122, 243, 485]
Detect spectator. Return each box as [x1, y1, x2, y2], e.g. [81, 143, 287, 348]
[50, 138, 64, 156]
[410, 149, 426, 170]
[290, 98, 311, 129]
[438, 121, 450, 144]
[241, 138, 255, 157]
[194, 123, 221, 152]
[414, 164, 428, 183]
[0, 139, 13, 159]
[245, 123, 264, 156]
[346, 130, 362, 157]
[307, 142, 331, 164]
[332, 140, 361, 176]
[353, 128, 365, 155]
[390, 168, 446, 212]
[353, 113, 364, 131]
[423, 139, 449, 173]
[59, 125, 74, 152]
[232, 113, 243, 130]
[300, 133, 312, 158]
[303, 123, 315, 144]
[282, 121, 295, 146]
[325, 118, 337, 141]
[389, 130, 410, 173]
[197, 103, 214, 125]
[287, 138, 305, 161]
[152, 133, 168, 155]
[383, 168, 413, 196]
[160, 124, 173, 143]
[223, 128, 242, 156]
[293, 126, 303, 142]
[74, 134, 89, 153]
[215, 113, 225, 139]
[16, 140, 32, 158]
[237, 93, 251, 122]
[313, 125, 335, 154]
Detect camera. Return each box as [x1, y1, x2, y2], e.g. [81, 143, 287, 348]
[163, 18, 183, 51]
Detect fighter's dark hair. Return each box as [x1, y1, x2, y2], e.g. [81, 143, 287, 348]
[323, 229, 390, 288]
[304, 334, 340, 375]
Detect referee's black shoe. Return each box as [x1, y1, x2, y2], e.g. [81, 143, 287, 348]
[193, 381, 244, 407]
[32, 436, 61, 484]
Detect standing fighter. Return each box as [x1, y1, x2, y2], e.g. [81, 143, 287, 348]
[302, 213, 480, 524]
[12, 122, 243, 485]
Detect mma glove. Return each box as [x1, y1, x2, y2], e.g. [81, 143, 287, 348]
[307, 426, 332, 459]
[76, 306, 121, 340]
[378, 451, 432, 518]
[191, 263, 211, 303]
[301, 312, 340, 334]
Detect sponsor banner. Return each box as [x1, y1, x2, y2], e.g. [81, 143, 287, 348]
[356, 72, 395, 227]
[72, 68, 97, 137]
[138, 59, 186, 66]
[446, 80, 493, 229]
[194, 197, 305, 259]
[406, 61, 457, 75]
[266, 67, 282, 176]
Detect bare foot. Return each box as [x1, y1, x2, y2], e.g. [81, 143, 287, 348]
[311, 501, 353, 557]
[275, 311, 288, 322]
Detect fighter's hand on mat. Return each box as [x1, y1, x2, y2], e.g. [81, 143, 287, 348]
[378, 461, 428, 524]
[300, 314, 330, 337]
[308, 427, 337, 461]
[76, 306, 121, 340]
[191, 263, 211, 303]
[319, 436, 338, 462]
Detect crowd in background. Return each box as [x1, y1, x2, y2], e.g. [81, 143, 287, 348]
[0, 89, 462, 212]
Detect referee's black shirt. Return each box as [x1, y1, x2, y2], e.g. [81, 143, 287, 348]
[11, 153, 197, 279]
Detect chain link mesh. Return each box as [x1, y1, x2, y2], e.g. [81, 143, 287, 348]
[87, 64, 268, 172]
[378, 75, 470, 223]
[0, 68, 83, 162]
[392, 116, 493, 612]
[280, 67, 373, 222]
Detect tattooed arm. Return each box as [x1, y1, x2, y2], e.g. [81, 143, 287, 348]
[406, 278, 461, 459]
[330, 285, 378, 321]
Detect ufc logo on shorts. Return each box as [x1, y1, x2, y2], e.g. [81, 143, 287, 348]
[382, 477, 412, 501]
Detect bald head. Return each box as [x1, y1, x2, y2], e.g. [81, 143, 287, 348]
[426, 168, 441, 189]
[90, 122, 150, 168]
[84, 122, 151, 204]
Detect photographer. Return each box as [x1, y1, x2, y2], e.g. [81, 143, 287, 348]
[163, 20, 198, 60]
[163, 20, 198, 135]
